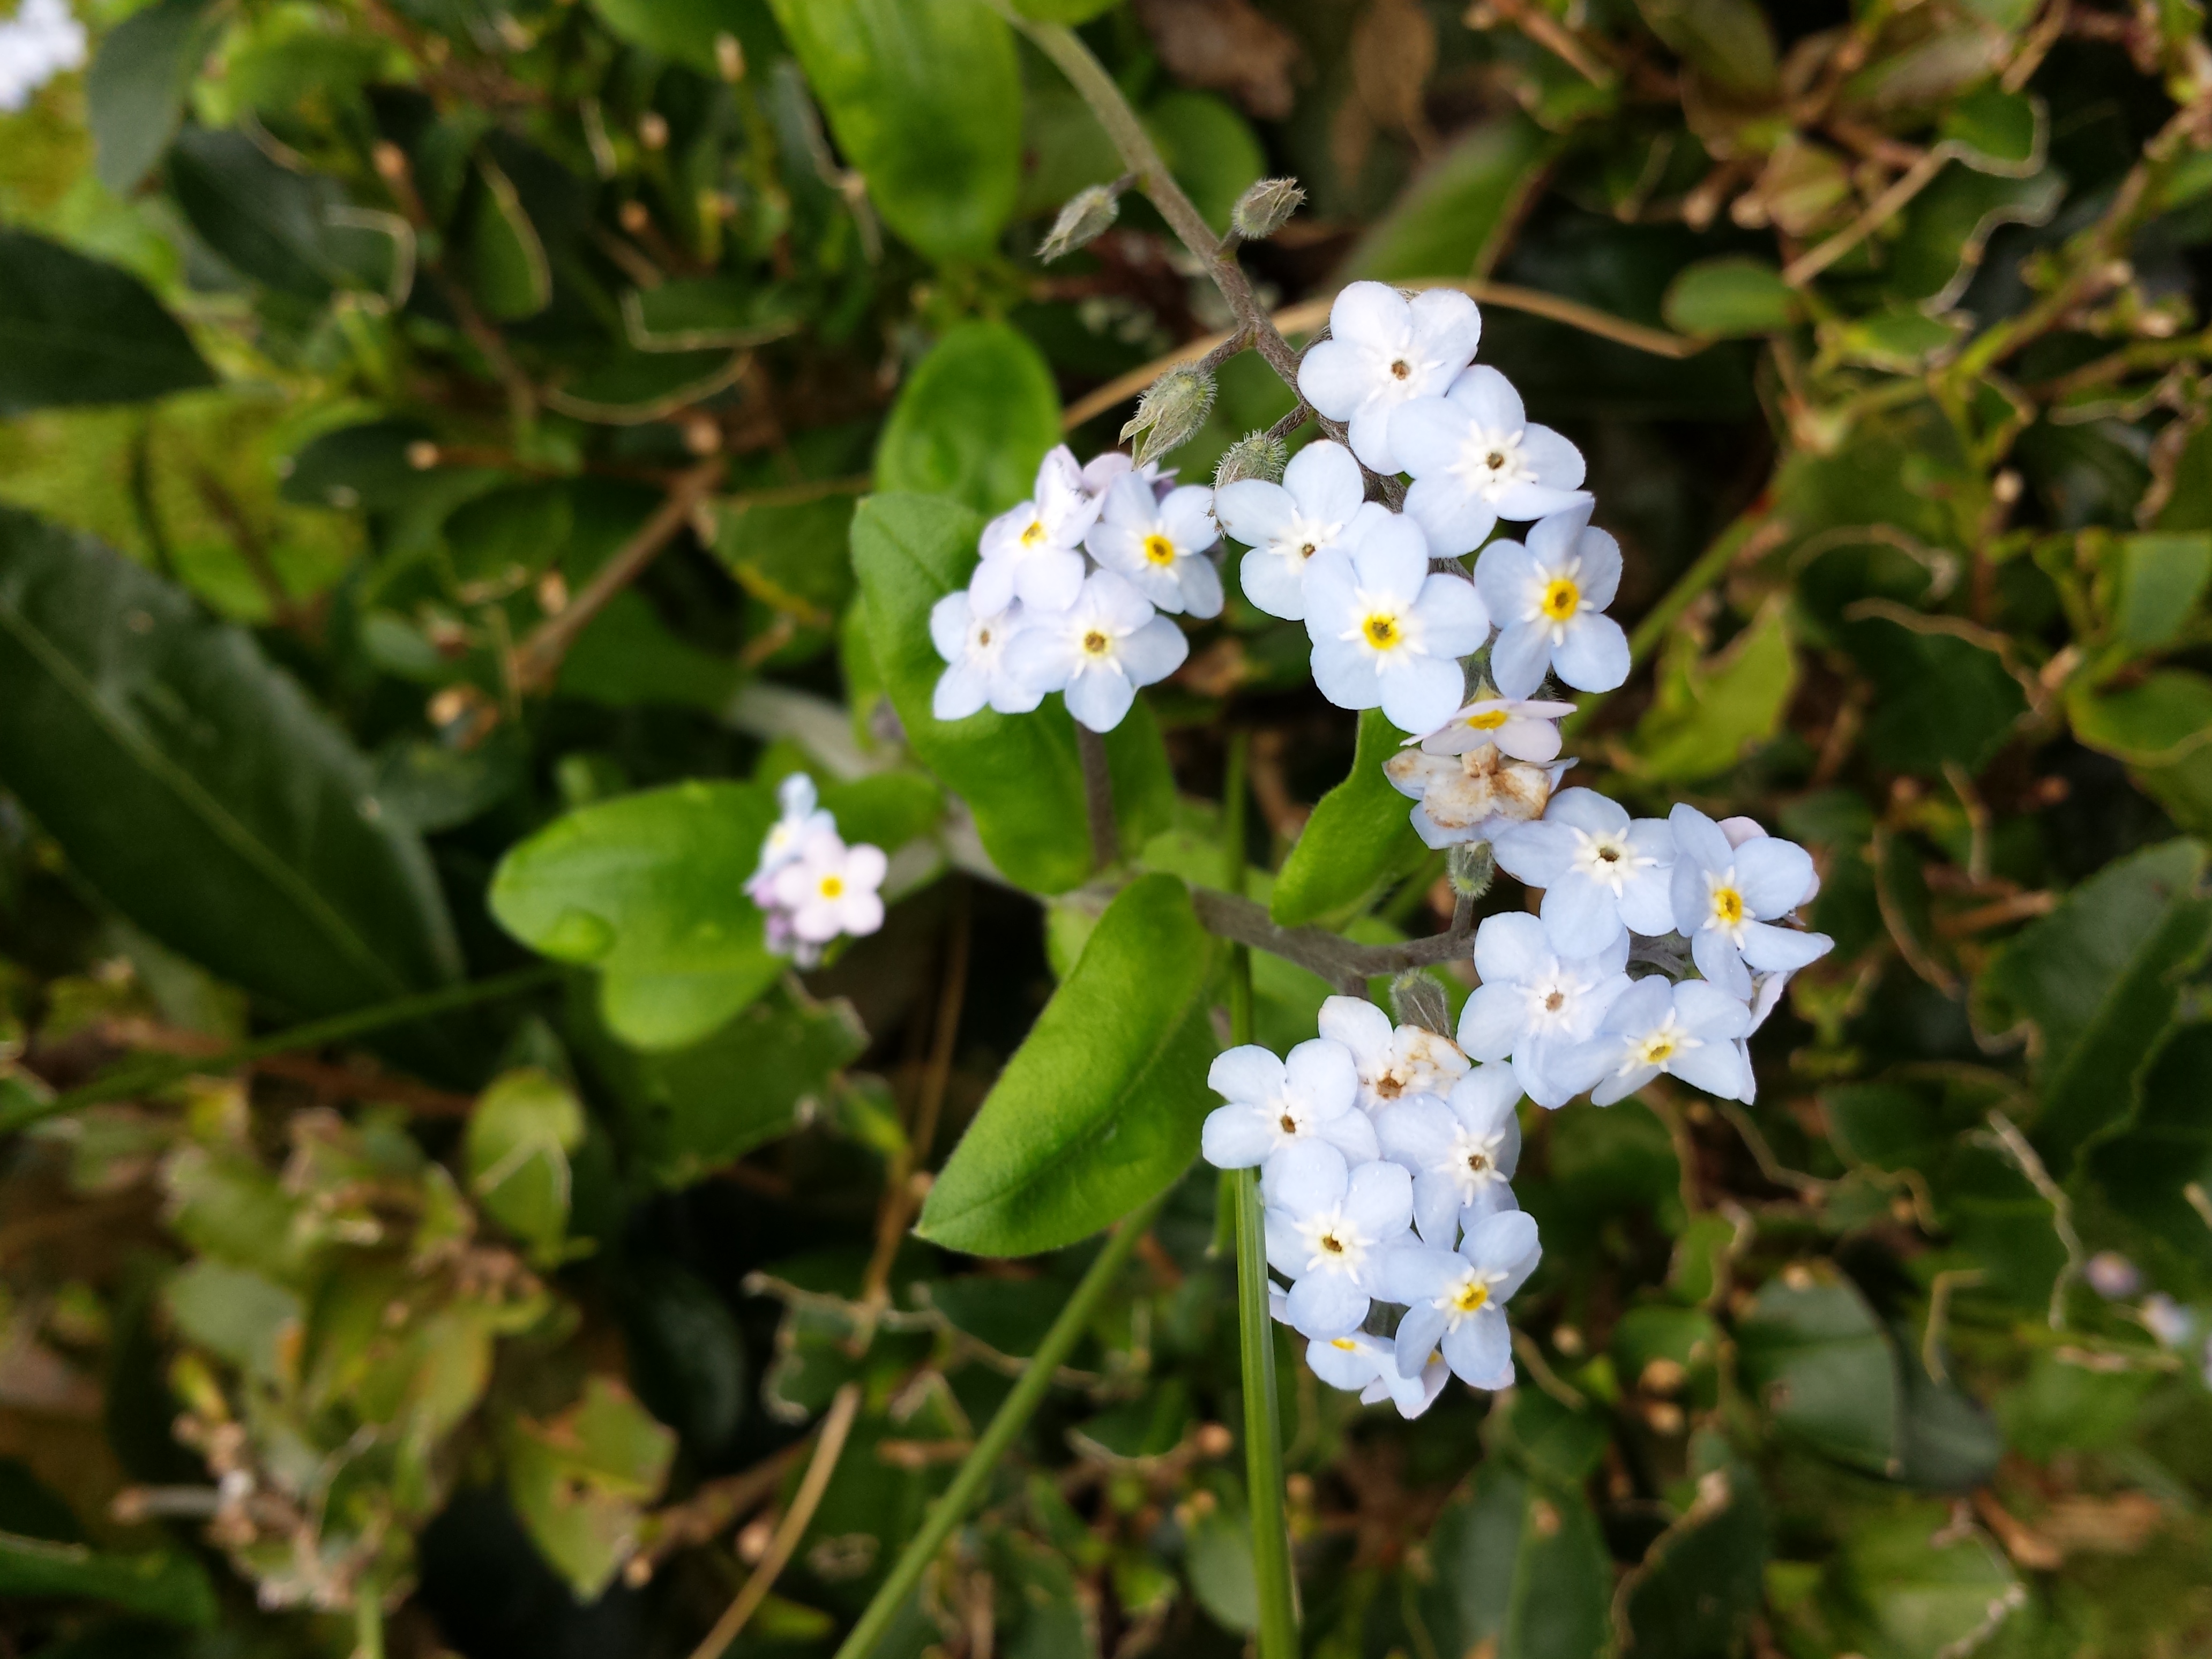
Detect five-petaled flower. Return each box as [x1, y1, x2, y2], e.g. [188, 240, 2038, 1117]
[1455, 913, 1631, 1109]
[1667, 803, 1833, 999]
[1317, 995, 1470, 1114]
[1202, 1038, 1378, 1179]
[1408, 689, 1575, 765]
[1492, 787, 1677, 958]
[1566, 976, 1755, 1104]
[1392, 365, 1590, 556]
[1006, 569, 1189, 734]
[767, 829, 889, 946]
[1304, 509, 1490, 737]
[1086, 476, 1224, 618]
[1300, 1324, 1448, 1418]
[1475, 502, 1631, 699]
[928, 592, 1041, 720]
[1376, 1065, 1523, 1246]
[972, 446, 1099, 615]
[1296, 282, 1483, 473]
[1262, 1140, 1416, 1338]
[1381, 1209, 1541, 1389]
[1214, 439, 1376, 622]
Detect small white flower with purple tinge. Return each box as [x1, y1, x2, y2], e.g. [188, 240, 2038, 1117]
[1261, 1140, 1415, 1339]
[1214, 438, 1374, 622]
[1295, 282, 1482, 473]
[768, 829, 888, 947]
[1380, 1209, 1541, 1389]
[0, 0, 86, 113]
[1408, 690, 1576, 765]
[1476, 503, 1630, 700]
[1005, 569, 1189, 734]
[1317, 994, 1469, 1114]
[972, 446, 1099, 615]
[1304, 509, 1490, 737]
[1391, 365, 1590, 556]
[1085, 476, 1224, 618]
[928, 592, 1040, 720]
[751, 773, 836, 887]
[1201, 1038, 1378, 1179]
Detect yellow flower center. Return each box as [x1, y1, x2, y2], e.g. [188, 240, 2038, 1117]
[819, 875, 845, 899]
[1541, 577, 1580, 622]
[1454, 1281, 1491, 1314]
[1362, 612, 1402, 650]
[1329, 1337, 1361, 1351]
[1638, 1033, 1678, 1065]
[1142, 533, 1178, 566]
[1020, 518, 1048, 547]
[1081, 629, 1112, 657]
[1712, 885, 1745, 928]
[1466, 708, 1509, 731]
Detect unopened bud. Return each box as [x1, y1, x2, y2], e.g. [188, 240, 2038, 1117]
[1121, 364, 1216, 467]
[1214, 430, 1288, 488]
[1389, 969, 1453, 1038]
[1231, 176, 1305, 242]
[1447, 839, 1494, 900]
[1039, 184, 1120, 262]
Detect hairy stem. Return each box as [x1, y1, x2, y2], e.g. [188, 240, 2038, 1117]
[1077, 722, 1121, 871]
[831, 1193, 1169, 1659]
[1187, 888, 1475, 993]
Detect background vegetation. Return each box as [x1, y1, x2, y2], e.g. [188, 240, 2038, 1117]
[2, 0, 2211, 1655]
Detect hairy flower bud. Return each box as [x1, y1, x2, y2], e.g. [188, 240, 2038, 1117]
[1447, 839, 1494, 900]
[1038, 184, 1120, 262]
[1213, 430, 1288, 488]
[1121, 364, 1216, 467]
[1231, 176, 1306, 242]
[1389, 969, 1454, 1039]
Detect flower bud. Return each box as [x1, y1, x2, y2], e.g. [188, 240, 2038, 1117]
[1121, 364, 1216, 466]
[1038, 184, 1120, 262]
[1389, 969, 1453, 1038]
[1231, 176, 1306, 242]
[1447, 839, 1494, 900]
[1213, 430, 1288, 488]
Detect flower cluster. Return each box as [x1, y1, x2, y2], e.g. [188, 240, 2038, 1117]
[0, 0, 85, 112]
[930, 447, 1200, 734]
[1204, 997, 1540, 1419]
[746, 775, 887, 967]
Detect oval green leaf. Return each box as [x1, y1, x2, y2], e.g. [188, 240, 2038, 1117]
[918, 873, 1217, 1256]
[875, 320, 1062, 516]
[0, 230, 214, 416]
[1662, 256, 1800, 338]
[1269, 708, 1425, 926]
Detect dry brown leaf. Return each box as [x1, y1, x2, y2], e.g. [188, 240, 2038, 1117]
[1132, 0, 1301, 118]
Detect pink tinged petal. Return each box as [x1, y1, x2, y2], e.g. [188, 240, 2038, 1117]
[1177, 556, 1225, 619]
[1403, 475, 1497, 559]
[929, 591, 972, 661]
[968, 556, 1018, 617]
[1350, 513, 1431, 602]
[1346, 400, 1399, 474]
[1445, 364, 1526, 429]
[1386, 398, 1471, 479]
[1119, 616, 1189, 687]
[1214, 478, 1296, 546]
[1457, 983, 1525, 1062]
[1311, 636, 1383, 710]
[1379, 654, 1466, 738]
[1407, 287, 1482, 366]
[1286, 439, 1365, 520]
[1262, 1138, 1348, 1212]
[836, 890, 886, 936]
[1201, 1104, 1273, 1168]
[1330, 279, 1413, 351]
[1286, 1035, 1362, 1112]
[1286, 1274, 1367, 1339]
[1159, 485, 1219, 550]
[933, 663, 989, 721]
[1575, 525, 1623, 610]
[1551, 614, 1630, 692]
[843, 845, 888, 888]
[1295, 339, 1371, 420]
[1064, 664, 1137, 733]
[1414, 571, 1491, 656]
[1240, 548, 1307, 621]
[1317, 996, 1394, 1065]
[1733, 837, 1817, 917]
[1738, 921, 1833, 974]
[1209, 1044, 1287, 1103]
[1717, 815, 1765, 848]
[1541, 877, 1624, 959]
[1014, 548, 1086, 613]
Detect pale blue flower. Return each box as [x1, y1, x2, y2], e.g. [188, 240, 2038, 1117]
[1475, 503, 1629, 699]
[1380, 1209, 1541, 1387]
[1201, 1039, 1377, 1180]
[1376, 1064, 1522, 1246]
[1260, 1140, 1415, 1339]
[1455, 913, 1631, 1108]
[1304, 509, 1490, 737]
[1493, 787, 1676, 958]
[1567, 976, 1755, 1105]
[1667, 803, 1832, 999]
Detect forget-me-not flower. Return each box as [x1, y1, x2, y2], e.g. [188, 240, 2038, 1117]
[1492, 787, 1676, 958]
[1304, 509, 1489, 737]
[1376, 1064, 1523, 1246]
[1455, 913, 1631, 1108]
[1475, 503, 1630, 699]
[1201, 1038, 1377, 1178]
[1391, 365, 1590, 556]
[1381, 1209, 1541, 1388]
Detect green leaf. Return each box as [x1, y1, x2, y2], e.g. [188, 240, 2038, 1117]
[1347, 114, 1553, 281]
[1416, 1462, 1611, 1659]
[1185, 1501, 1260, 1634]
[918, 874, 1217, 1255]
[1973, 839, 2212, 1174]
[1843, 612, 2026, 778]
[467, 1068, 586, 1255]
[168, 128, 404, 301]
[1938, 84, 2042, 173]
[1885, 166, 2065, 313]
[765, 0, 1021, 263]
[2087, 1023, 2212, 1289]
[1831, 1502, 2021, 1659]
[1736, 1266, 1900, 1475]
[616, 1261, 750, 1459]
[2107, 532, 2212, 650]
[165, 1260, 303, 1386]
[875, 321, 1062, 516]
[851, 492, 1170, 893]
[1009, 0, 1119, 17]
[2068, 670, 2212, 834]
[1621, 598, 1797, 782]
[1661, 256, 1800, 337]
[558, 592, 745, 712]
[86, 0, 220, 195]
[1616, 1462, 1768, 1659]
[0, 230, 214, 416]
[581, 980, 868, 1186]
[0, 1535, 217, 1628]
[586, 0, 781, 77]
[0, 511, 462, 1020]
[505, 1377, 676, 1601]
[1269, 709, 1425, 926]
[467, 158, 552, 322]
[489, 780, 783, 1050]
[715, 497, 860, 625]
[1633, 0, 1778, 95]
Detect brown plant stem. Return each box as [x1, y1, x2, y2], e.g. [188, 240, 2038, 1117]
[1076, 723, 1121, 871]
